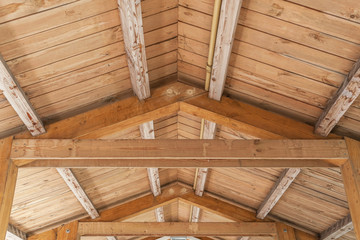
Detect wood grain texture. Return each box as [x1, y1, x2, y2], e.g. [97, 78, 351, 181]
[320, 214, 353, 240]
[315, 59, 360, 136]
[77, 222, 277, 236]
[0, 137, 18, 240]
[56, 168, 99, 219]
[0, 55, 45, 136]
[5, 224, 26, 240]
[10, 139, 348, 168]
[341, 138, 360, 239]
[118, 0, 150, 100]
[209, 0, 243, 101]
[257, 168, 301, 219]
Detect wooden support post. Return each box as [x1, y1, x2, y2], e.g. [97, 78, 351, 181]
[0, 137, 18, 240]
[315, 59, 360, 136]
[341, 138, 360, 239]
[57, 221, 78, 240]
[276, 223, 296, 240]
[77, 222, 277, 237]
[118, 0, 150, 100]
[0, 55, 45, 136]
[257, 168, 301, 219]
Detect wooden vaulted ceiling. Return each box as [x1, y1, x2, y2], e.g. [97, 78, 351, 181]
[0, 0, 360, 240]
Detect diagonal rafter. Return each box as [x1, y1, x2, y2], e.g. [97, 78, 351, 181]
[320, 214, 353, 240]
[6, 224, 26, 240]
[0, 55, 45, 136]
[315, 58, 360, 136]
[256, 168, 301, 219]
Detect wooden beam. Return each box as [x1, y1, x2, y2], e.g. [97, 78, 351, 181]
[106, 237, 117, 240]
[194, 168, 209, 197]
[208, 0, 243, 101]
[315, 59, 360, 136]
[118, 0, 150, 100]
[0, 137, 18, 240]
[77, 222, 277, 237]
[0, 55, 45, 136]
[154, 207, 165, 222]
[276, 223, 296, 240]
[341, 138, 360, 238]
[256, 168, 301, 219]
[6, 224, 26, 240]
[140, 121, 155, 139]
[15, 82, 204, 139]
[180, 94, 341, 140]
[57, 221, 78, 240]
[56, 168, 99, 219]
[320, 214, 353, 240]
[11, 139, 349, 168]
[191, 206, 201, 223]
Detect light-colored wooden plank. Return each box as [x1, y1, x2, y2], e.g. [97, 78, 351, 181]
[106, 237, 117, 240]
[5, 224, 26, 240]
[154, 207, 165, 222]
[315, 59, 360, 136]
[320, 214, 353, 240]
[191, 206, 201, 222]
[147, 167, 161, 197]
[56, 168, 99, 219]
[57, 221, 78, 240]
[11, 139, 348, 168]
[118, 0, 150, 100]
[341, 138, 360, 238]
[0, 55, 45, 136]
[209, 0, 243, 100]
[256, 168, 301, 219]
[195, 168, 209, 197]
[0, 137, 18, 240]
[77, 222, 277, 236]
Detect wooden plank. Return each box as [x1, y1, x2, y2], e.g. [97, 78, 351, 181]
[56, 168, 99, 219]
[57, 221, 78, 240]
[315, 59, 360, 136]
[276, 223, 296, 240]
[5, 224, 26, 240]
[256, 168, 301, 219]
[77, 222, 277, 237]
[320, 214, 353, 240]
[15, 82, 204, 139]
[195, 168, 209, 197]
[0, 55, 45, 136]
[0, 137, 18, 240]
[106, 237, 117, 240]
[341, 138, 360, 238]
[118, 0, 150, 100]
[209, 0, 243, 100]
[154, 207, 165, 222]
[10, 139, 349, 168]
[191, 206, 201, 222]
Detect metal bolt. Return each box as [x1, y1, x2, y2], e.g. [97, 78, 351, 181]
[66, 229, 70, 233]
[283, 229, 287, 233]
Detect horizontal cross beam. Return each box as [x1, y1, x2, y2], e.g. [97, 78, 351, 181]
[10, 139, 348, 168]
[77, 222, 277, 237]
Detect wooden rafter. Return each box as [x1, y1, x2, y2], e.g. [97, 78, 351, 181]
[257, 168, 301, 219]
[208, 0, 243, 101]
[0, 55, 45, 136]
[77, 222, 277, 237]
[315, 59, 360, 136]
[56, 168, 99, 219]
[139, 121, 165, 222]
[320, 214, 353, 240]
[6, 224, 26, 240]
[11, 139, 348, 168]
[118, 0, 150, 100]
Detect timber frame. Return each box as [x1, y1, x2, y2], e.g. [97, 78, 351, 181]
[1, 82, 360, 240]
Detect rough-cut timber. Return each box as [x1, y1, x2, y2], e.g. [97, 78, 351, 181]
[341, 138, 360, 239]
[0, 137, 18, 240]
[56, 168, 99, 219]
[195, 168, 209, 197]
[6, 224, 26, 240]
[320, 214, 353, 240]
[257, 168, 301, 219]
[11, 139, 349, 168]
[315, 59, 360, 136]
[154, 207, 165, 222]
[208, 0, 243, 101]
[77, 222, 277, 237]
[0, 55, 45, 136]
[118, 0, 150, 100]
[191, 205, 201, 222]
